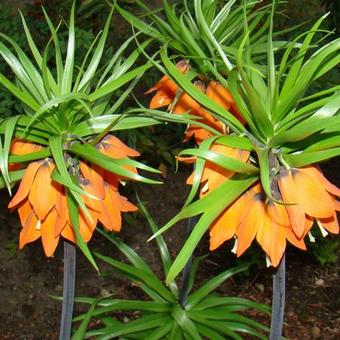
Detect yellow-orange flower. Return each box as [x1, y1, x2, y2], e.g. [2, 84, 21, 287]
[209, 183, 308, 267]
[145, 60, 190, 109]
[9, 138, 42, 170]
[206, 164, 339, 267]
[278, 166, 340, 238]
[147, 65, 244, 144]
[185, 143, 250, 196]
[9, 135, 139, 256]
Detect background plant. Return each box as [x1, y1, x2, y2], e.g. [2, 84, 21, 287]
[73, 199, 270, 339]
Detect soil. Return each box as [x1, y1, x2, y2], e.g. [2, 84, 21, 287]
[0, 162, 339, 340]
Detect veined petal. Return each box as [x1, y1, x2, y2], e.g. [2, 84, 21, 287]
[54, 190, 69, 237]
[118, 194, 138, 212]
[61, 222, 75, 243]
[29, 160, 56, 220]
[318, 212, 339, 234]
[236, 193, 264, 257]
[10, 138, 42, 155]
[19, 210, 40, 249]
[40, 209, 59, 257]
[294, 169, 334, 218]
[257, 202, 287, 267]
[97, 183, 122, 232]
[17, 199, 33, 227]
[278, 169, 306, 238]
[206, 80, 233, 110]
[300, 166, 340, 197]
[9, 160, 43, 209]
[78, 207, 97, 242]
[99, 135, 140, 158]
[80, 162, 105, 200]
[210, 189, 252, 250]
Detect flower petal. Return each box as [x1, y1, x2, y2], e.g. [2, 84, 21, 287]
[8, 161, 42, 209]
[41, 209, 59, 257]
[278, 169, 306, 238]
[19, 210, 40, 249]
[29, 160, 56, 220]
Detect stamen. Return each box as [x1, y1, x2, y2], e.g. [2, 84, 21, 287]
[317, 220, 328, 237]
[308, 231, 315, 243]
[266, 255, 272, 267]
[231, 237, 238, 254]
[35, 220, 41, 230]
[201, 182, 209, 194]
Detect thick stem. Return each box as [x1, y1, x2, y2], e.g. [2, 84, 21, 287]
[59, 241, 76, 340]
[270, 253, 286, 340]
[179, 216, 197, 308]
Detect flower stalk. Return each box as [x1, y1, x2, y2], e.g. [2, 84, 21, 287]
[59, 241, 76, 340]
[270, 254, 286, 340]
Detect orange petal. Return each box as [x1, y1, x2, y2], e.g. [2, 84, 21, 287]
[256, 202, 287, 267]
[80, 162, 105, 200]
[300, 166, 340, 197]
[210, 190, 251, 251]
[9, 161, 43, 209]
[206, 80, 233, 110]
[41, 209, 60, 257]
[19, 210, 40, 249]
[54, 191, 69, 237]
[173, 82, 205, 116]
[99, 135, 140, 158]
[294, 169, 334, 218]
[236, 194, 263, 257]
[78, 208, 97, 242]
[97, 184, 122, 232]
[319, 213, 339, 234]
[149, 84, 177, 109]
[17, 199, 33, 227]
[278, 169, 306, 238]
[10, 138, 42, 155]
[29, 160, 56, 220]
[118, 194, 138, 212]
[61, 222, 76, 243]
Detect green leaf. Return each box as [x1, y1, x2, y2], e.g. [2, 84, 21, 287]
[95, 252, 175, 303]
[67, 192, 98, 272]
[171, 304, 201, 340]
[216, 134, 254, 151]
[0, 169, 25, 189]
[0, 72, 39, 111]
[178, 148, 258, 174]
[283, 147, 340, 167]
[160, 47, 245, 134]
[164, 175, 258, 284]
[194, 296, 271, 314]
[148, 320, 173, 340]
[61, 1, 75, 94]
[136, 195, 173, 279]
[73, 299, 172, 321]
[77, 8, 114, 91]
[68, 143, 161, 184]
[72, 298, 101, 340]
[190, 316, 242, 339]
[89, 63, 152, 101]
[0, 115, 19, 194]
[186, 262, 251, 309]
[196, 324, 225, 340]
[85, 314, 171, 339]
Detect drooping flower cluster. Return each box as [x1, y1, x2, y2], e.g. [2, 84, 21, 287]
[147, 60, 243, 143]
[207, 162, 340, 267]
[9, 135, 138, 256]
[147, 58, 339, 267]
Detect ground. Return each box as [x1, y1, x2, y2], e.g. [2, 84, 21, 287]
[0, 163, 339, 340]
